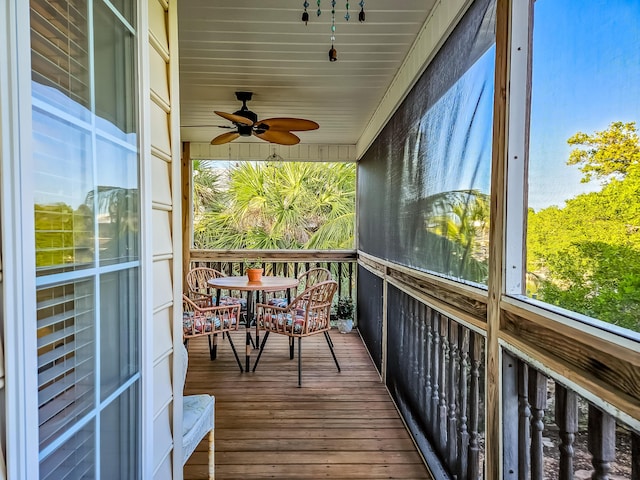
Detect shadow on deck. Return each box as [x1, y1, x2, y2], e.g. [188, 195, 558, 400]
[183, 328, 433, 479]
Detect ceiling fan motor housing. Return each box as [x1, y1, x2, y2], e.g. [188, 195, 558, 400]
[233, 91, 258, 126]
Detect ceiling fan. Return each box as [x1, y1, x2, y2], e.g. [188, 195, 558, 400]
[210, 91, 319, 146]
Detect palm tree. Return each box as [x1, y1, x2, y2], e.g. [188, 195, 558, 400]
[424, 189, 490, 282]
[193, 161, 356, 250]
[192, 160, 223, 221]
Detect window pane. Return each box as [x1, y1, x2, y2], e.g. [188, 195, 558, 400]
[37, 280, 95, 451]
[30, 0, 91, 120]
[104, 0, 135, 26]
[31, 0, 141, 475]
[526, 0, 640, 333]
[39, 420, 95, 480]
[100, 268, 139, 399]
[94, 0, 137, 143]
[33, 109, 94, 275]
[100, 383, 139, 479]
[95, 138, 139, 266]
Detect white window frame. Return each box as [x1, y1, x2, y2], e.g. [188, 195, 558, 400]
[1, 0, 156, 477]
[1, 0, 40, 477]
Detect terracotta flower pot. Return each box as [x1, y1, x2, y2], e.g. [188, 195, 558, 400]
[246, 268, 263, 282]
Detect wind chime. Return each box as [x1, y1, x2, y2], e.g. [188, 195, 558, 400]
[302, 0, 366, 62]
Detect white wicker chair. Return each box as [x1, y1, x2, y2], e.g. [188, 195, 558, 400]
[180, 343, 215, 479]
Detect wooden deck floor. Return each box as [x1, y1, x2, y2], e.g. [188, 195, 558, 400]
[184, 328, 433, 480]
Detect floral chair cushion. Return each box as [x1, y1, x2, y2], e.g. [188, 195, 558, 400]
[183, 311, 237, 336]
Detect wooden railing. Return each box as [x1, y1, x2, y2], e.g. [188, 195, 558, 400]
[503, 353, 639, 479]
[188, 249, 357, 307]
[357, 251, 640, 479]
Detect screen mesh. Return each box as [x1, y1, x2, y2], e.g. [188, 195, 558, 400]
[358, 0, 496, 285]
[355, 266, 383, 373]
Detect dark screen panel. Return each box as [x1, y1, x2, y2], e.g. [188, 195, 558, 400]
[356, 265, 383, 372]
[358, 0, 496, 285]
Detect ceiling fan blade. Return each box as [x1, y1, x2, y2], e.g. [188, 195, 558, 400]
[258, 118, 319, 131]
[214, 111, 254, 126]
[211, 131, 240, 145]
[254, 130, 300, 145]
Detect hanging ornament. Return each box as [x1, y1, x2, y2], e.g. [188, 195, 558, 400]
[329, 44, 337, 61]
[344, 1, 350, 21]
[329, 0, 337, 61]
[302, 0, 309, 24]
[317, 0, 321, 16]
[358, 0, 365, 22]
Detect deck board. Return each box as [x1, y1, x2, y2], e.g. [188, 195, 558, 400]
[184, 329, 433, 480]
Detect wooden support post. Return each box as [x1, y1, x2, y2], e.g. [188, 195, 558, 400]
[502, 351, 518, 480]
[181, 142, 192, 293]
[486, 0, 512, 475]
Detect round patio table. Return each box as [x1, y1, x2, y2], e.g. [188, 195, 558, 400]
[207, 275, 299, 372]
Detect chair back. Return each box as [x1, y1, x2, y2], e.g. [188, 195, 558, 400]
[289, 280, 338, 335]
[297, 267, 332, 293]
[186, 267, 224, 297]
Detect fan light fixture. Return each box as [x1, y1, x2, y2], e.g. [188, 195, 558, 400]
[210, 92, 319, 146]
[302, 0, 366, 62]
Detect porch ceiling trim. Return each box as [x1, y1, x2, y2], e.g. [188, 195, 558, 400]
[188, 142, 357, 162]
[356, 0, 473, 159]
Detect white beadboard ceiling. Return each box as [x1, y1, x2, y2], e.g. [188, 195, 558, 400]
[178, 0, 438, 148]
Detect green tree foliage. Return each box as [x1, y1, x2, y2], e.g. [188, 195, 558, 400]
[193, 161, 355, 250]
[567, 121, 640, 183]
[528, 121, 640, 331]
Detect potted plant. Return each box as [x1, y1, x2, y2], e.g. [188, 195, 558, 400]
[336, 296, 354, 333]
[244, 258, 263, 282]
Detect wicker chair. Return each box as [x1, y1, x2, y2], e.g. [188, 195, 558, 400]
[182, 294, 243, 371]
[266, 267, 333, 308]
[179, 343, 215, 479]
[252, 280, 340, 386]
[185, 267, 246, 309]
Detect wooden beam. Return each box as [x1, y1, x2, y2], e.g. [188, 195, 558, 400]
[486, 0, 513, 478]
[190, 249, 357, 263]
[182, 142, 191, 294]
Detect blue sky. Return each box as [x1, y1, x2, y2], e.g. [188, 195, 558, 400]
[528, 0, 640, 210]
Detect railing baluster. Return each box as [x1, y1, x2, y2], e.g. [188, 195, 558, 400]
[431, 310, 441, 438]
[348, 261, 353, 297]
[457, 326, 469, 480]
[425, 306, 433, 425]
[518, 360, 531, 479]
[338, 262, 343, 297]
[447, 319, 458, 468]
[588, 405, 616, 480]
[632, 431, 639, 479]
[468, 331, 481, 480]
[417, 302, 426, 418]
[529, 369, 547, 480]
[438, 314, 449, 453]
[555, 384, 578, 479]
